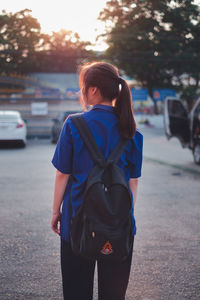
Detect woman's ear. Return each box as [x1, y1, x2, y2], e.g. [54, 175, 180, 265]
[86, 86, 101, 105]
[89, 86, 98, 96]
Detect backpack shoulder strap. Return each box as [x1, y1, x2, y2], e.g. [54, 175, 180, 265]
[107, 138, 130, 164]
[70, 114, 105, 164]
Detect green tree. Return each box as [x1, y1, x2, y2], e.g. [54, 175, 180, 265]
[99, 0, 200, 113]
[32, 29, 91, 72]
[157, 1, 200, 88]
[0, 9, 42, 74]
[0, 10, 92, 74]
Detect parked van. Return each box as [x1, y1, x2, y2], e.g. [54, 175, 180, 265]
[164, 97, 200, 165]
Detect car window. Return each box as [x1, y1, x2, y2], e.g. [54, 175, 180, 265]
[57, 113, 64, 122]
[63, 112, 70, 121]
[0, 114, 19, 121]
[57, 111, 81, 122]
[168, 100, 187, 118]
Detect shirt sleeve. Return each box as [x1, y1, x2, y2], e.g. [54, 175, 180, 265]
[51, 117, 73, 174]
[127, 130, 143, 178]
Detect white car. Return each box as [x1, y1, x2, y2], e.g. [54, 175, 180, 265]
[0, 111, 27, 147]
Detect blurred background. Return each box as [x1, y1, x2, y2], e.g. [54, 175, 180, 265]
[0, 0, 200, 139]
[0, 1, 200, 299]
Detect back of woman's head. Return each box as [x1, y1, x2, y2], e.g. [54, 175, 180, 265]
[79, 61, 137, 139]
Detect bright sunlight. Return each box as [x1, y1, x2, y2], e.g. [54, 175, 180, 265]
[1, 0, 108, 50]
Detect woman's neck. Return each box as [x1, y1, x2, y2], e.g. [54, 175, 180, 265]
[96, 100, 113, 106]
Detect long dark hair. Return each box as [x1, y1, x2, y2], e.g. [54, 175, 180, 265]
[79, 62, 137, 139]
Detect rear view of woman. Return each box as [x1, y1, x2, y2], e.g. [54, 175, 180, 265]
[51, 62, 143, 300]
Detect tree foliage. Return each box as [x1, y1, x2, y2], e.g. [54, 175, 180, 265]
[0, 9, 91, 74]
[99, 0, 200, 110]
[0, 9, 42, 73]
[32, 29, 91, 73]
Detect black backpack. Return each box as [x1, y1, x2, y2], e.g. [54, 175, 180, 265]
[70, 115, 133, 261]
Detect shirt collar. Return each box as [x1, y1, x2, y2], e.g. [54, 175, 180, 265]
[91, 104, 115, 112]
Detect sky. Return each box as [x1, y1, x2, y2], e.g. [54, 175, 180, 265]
[2, 0, 200, 51]
[1, 0, 108, 50]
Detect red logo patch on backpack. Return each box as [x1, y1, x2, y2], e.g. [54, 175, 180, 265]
[101, 241, 113, 255]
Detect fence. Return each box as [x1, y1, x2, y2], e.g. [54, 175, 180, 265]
[0, 97, 82, 138]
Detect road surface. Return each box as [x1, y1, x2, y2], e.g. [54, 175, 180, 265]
[0, 126, 199, 300]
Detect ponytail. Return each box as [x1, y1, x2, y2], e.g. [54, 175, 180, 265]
[114, 78, 137, 139]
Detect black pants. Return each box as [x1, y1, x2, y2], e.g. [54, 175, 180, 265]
[60, 238, 134, 300]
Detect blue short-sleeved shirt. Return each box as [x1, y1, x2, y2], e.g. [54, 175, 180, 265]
[52, 104, 143, 242]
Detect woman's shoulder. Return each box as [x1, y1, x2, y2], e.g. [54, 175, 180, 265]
[64, 111, 99, 134]
[134, 128, 143, 137]
[127, 128, 143, 152]
[132, 128, 143, 143]
[134, 128, 143, 142]
[66, 110, 93, 123]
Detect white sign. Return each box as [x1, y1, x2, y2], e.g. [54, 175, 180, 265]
[31, 102, 48, 115]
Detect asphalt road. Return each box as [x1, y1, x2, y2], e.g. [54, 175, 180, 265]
[0, 128, 200, 300]
[139, 125, 200, 176]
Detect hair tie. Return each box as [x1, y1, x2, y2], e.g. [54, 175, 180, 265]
[118, 77, 123, 84]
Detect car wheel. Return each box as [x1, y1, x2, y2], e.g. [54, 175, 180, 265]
[193, 144, 200, 165]
[19, 139, 26, 148]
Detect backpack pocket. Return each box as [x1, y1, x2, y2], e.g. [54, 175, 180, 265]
[79, 216, 133, 261]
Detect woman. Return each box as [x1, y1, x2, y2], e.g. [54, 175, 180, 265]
[51, 62, 143, 300]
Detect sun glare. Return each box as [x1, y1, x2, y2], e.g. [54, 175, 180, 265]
[2, 0, 108, 50]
